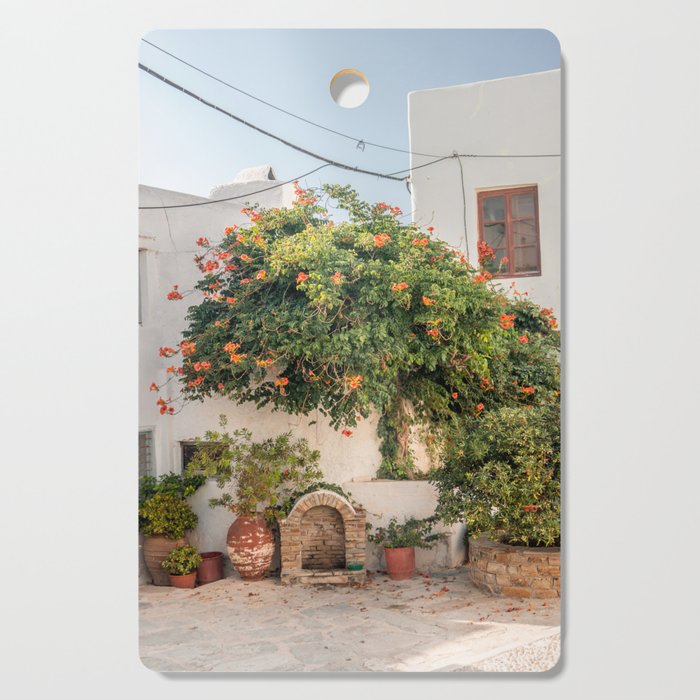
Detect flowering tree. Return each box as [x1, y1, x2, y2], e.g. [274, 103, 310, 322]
[153, 183, 559, 479]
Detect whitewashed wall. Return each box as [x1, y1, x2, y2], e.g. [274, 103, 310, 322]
[408, 70, 561, 317]
[138, 169, 465, 580]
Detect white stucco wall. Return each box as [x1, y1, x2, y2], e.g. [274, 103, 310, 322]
[408, 70, 561, 317]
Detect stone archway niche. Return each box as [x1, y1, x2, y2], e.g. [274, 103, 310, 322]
[279, 489, 366, 585]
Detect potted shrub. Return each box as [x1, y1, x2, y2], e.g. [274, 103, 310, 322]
[431, 400, 561, 596]
[367, 517, 444, 580]
[139, 472, 206, 586]
[139, 493, 199, 585]
[186, 416, 322, 581]
[161, 545, 202, 589]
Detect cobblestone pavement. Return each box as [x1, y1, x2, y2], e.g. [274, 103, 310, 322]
[139, 568, 560, 673]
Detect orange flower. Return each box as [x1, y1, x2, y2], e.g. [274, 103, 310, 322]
[476, 403, 485, 412]
[196, 237, 209, 247]
[522, 504, 539, 513]
[226, 297, 237, 305]
[217, 382, 225, 390]
[330, 271, 343, 285]
[422, 295, 434, 306]
[518, 335, 529, 344]
[149, 382, 158, 392]
[520, 386, 535, 394]
[345, 375, 363, 389]
[224, 342, 240, 354]
[274, 377, 289, 387]
[373, 233, 392, 247]
[224, 225, 238, 235]
[341, 429, 353, 437]
[391, 282, 409, 292]
[412, 237, 429, 246]
[180, 341, 196, 356]
[427, 226, 434, 232]
[426, 328, 439, 337]
[159, 346, 176, 357]
[296, 272, 308, 284]
[548, 318, 559, 329]
[499, 314, 515, 330]
[477, 240, 496, 264]
[480, 377, 493, 391]
[474, 274, 487, 284]
[166, 285, 183, 300]
[255, 270, 266, 280]
[230, 353, 247, 364]
[451, 392, 458, 399]
[240, 278, 250, 285]
[240, 254, 252, 262]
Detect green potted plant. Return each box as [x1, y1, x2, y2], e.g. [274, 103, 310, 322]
[186, 416, 322, 581]
[138, 472, 205, 585]
[367, 517, 444, 580]
[161, 545, 202, 589]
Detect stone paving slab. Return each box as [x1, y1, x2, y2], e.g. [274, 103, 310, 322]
[139, 568, 560, 672]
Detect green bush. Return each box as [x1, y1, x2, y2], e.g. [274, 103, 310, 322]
[431, 399, 560, 547]
[367, 517, 445, 549]
[155, 184, 560, 480]
[138, 493, 199, 539]
[161, 545, 202, 576]
[185, 415, 322, 522]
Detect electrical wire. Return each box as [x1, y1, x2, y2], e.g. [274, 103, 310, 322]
[140, 41, 561, 161]
[141, 38, 443, 158]
[139, 63, 407, 182]
[139, 164, 331, 210]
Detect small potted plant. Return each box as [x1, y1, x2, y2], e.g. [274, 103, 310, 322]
[367, 517, 444, 580]
[161, 545, 202, 588]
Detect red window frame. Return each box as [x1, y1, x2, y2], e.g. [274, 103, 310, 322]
[477, 186, 541, 278]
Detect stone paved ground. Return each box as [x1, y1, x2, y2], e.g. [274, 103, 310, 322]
[139, 568, 560, 673]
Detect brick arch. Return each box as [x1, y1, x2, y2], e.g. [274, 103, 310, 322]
[285, 489, 357, 525]
[279, 489, 367, 584]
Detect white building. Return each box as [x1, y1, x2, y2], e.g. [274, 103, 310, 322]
[138, 167, 464, 579]
[408, 69, 561, 317]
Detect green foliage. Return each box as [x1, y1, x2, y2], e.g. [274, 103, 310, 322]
[431, 398, 560, 547]
[161, 545, 202, 576]
[367, 516, 445, 549]
[138, 493, 199, 539]
[138, 472, 206, 532]
[185, 415, 322, 521]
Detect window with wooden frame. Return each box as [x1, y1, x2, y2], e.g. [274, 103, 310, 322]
[477, 186, 541, 277]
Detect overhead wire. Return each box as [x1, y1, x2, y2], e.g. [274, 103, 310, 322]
[138, 63, 407, 182]
[140, 40, 561, 161]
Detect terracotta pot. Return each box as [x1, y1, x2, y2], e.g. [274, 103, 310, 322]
[384, 546, 416, 581]
[169, 571, 197, 589]
[197, 551, 224, 585]
[143, 535, 187, 586]
[227, 515, 274, 580]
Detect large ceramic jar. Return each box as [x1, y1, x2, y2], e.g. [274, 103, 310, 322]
[226, 515, 274, 580]
[142, 535, 187, 586]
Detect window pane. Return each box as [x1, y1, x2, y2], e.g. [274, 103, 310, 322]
[514, 247, 539, 273]
[481, 196, 505, 222]
[483, 222, 506, 248]
[139, 430, 153, 476]
[511, 193, 535, 219]
[512, 219, 538, 246]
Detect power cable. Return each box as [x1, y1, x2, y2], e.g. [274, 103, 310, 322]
[139, 63, 407, 182]
[141, 38, 442, 158]
[140, 41, 561, 160]
[139, 164, 330, 210]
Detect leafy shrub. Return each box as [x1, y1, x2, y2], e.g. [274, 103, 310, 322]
[138, 493, 199, 539]
[431, 399, 560, 547]
[154, 184, 559, 480]
[185, 415, 322, 522]
[161, 545, 202, 575]
[139, 472, 206, 506]
[367, 517, 445, 549]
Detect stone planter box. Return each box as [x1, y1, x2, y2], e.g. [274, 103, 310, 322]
[468, 537, 560, 599]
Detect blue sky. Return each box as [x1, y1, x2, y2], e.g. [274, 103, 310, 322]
[139, 29, 560, 213]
